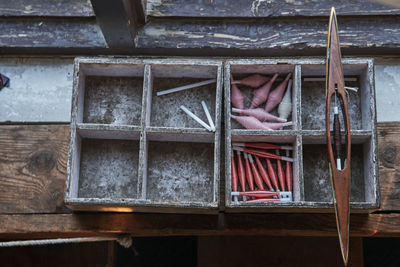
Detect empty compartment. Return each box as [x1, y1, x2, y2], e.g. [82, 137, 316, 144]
[145, 138, 215, 203]
[77, 137, 140, 199]
[302, 137, 373, 202]
[301, 63, 372, 130]
[77, 63, 145, 125]
[229, 64, 296, 131]
[228, 134, 300, 206]
[149, 64, 218, 129]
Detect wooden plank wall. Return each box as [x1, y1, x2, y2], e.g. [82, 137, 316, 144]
[1, 0, 400, 55]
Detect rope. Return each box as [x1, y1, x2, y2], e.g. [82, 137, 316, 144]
[0, 235, 132, 248]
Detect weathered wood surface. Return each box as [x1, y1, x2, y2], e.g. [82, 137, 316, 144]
[0, 125, 69, 214]
[198, 236, 363, 267]
[0, 122, 399, 236]
[1, 17, 400, 53]
[136, 17, 400, 52]
[147, 0, 400, 18]
[378, 122, 400, 211]
[0, 0, 94, 17]
[1, 213, 400, 239]
[0, 19, 106, 48]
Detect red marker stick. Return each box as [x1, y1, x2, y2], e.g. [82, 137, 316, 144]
[232, 190, 279, 198]
[231, 153, 238, 193]
[244, 153, 255, 191]
[234, 147, 293, 162]
[266, 158, 280, 191]
[255, 156, 274, 191]
[233, 142, 293, 150]
[286, 150, 293, 192]
[248, 154, 265, 190]
[246, 198, 280, 203]
[276, 149, 286, 191]
[236, 151, 246, 193]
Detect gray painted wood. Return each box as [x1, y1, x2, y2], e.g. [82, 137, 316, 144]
[375, 62, 400, 122]
[136, 17, 400, 52]
[147, 0, 400, 18]
[224, 58, 379, 212]
[65, 57, 223, 213]
[0, 58, 74, 122]
[0, 19, 106, 48]
[0, 0, 94, 17]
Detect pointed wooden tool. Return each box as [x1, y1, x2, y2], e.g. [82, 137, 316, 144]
[326, 7, 351, 266]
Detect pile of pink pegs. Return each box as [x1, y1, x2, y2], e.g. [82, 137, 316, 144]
[231, 142, 293, 203]
[231, 73, 293, 130]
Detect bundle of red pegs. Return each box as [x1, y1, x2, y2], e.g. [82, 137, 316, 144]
[231, 142, 293, 203]
[230, 73, 293, 130]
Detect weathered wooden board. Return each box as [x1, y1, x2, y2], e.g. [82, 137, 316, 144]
[0, 58, 73, 123]
[198, 236, 363, 267]
[378, 122, 400, 211]
[0, 0, 94, 17]
[0, 125, 69, 214]
[1, 213, 400, 239]
[147, 0, 400, 18]
[0, 19, 106, 48]
[136, 17, 400, 52]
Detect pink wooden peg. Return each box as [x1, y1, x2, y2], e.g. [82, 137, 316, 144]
[230, 74, 244, 109]
[250, 73, 279, 109]
[232, 74, 270, 88]
[244, 153, 255, 191]
[230, 115, 272, 130]
[231, 107, 286, 122]
[265, 73, 292, 112]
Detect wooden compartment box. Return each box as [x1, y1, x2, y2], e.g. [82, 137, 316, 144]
[225, 58, 379, 212]
[65, 57, 223, 213]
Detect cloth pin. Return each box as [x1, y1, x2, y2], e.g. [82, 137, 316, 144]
[244, 153, 255, 191]
[276, 149, 286, 192]
[157, 79, 216, 96]
[278, 79, 292, 120]
[248, 154, 265, 190]
[231, 74, 245, 109]
[246, 198, 280, 203]
[201, 100, 215, 131]
[231, 151, 239, 203]
[231, 115, 272, 130]
[250, 73, 279, 109]
[233, 142, 293, 150]
[231, 107, 287, 122]
[265, 73, 292, 112]
[286, 150, 293, 192]
[231, 74, 270, 88]
[180, 105, 213, 131]
[255, 156, 274, 191]
[262, 121, 293, 130]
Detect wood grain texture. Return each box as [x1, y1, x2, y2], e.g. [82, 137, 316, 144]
[0, 125, 69, 213]
[0, 19, 106, 48]
[198, 236, 363, 267]
[136, 17, 400, 51]
[147, 0, 400, 18]
[378, 122, 400, 211]
[0, 213, 400, 239]
[0, 0, 94, 17]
